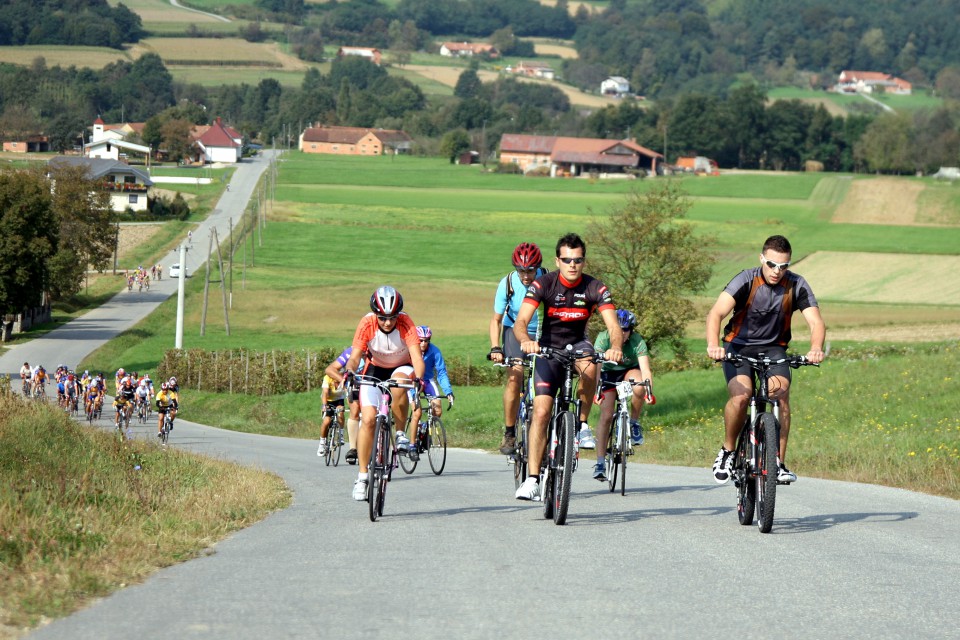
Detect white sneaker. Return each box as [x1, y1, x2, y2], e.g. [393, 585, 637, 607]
[352, 478, 368, 501]
[578, 426, 596, 450]
[515, 477, 540, 501]
[317, 440, 326, 456]
[713, 447, 734, 484]
[395, 431, 410, 452]
[777, 458, 798, 483]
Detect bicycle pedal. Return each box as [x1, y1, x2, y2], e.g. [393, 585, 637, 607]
[776, 480, 793, 486]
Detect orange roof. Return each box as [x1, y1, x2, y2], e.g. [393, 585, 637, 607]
[301, 126, 411, 145]
[500, 134, 662, 161]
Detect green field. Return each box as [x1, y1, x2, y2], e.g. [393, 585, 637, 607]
[75, 152, 960, 498]
[768, 86, 944, 114]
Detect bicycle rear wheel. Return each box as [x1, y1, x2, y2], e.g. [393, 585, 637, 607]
[427, 417, 446, 475]
[398, 426, 418, 474]
[756, 413, 779, 533]
[369, 416, 390, 522]
[735, 422, 755, 526]
[553, 412, 576, 525]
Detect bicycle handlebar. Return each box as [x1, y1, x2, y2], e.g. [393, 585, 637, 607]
[717, 353, 820, 369]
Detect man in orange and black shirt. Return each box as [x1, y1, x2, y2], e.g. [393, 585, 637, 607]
[512, 232, 623, 501]
[706, 234, 826, 484]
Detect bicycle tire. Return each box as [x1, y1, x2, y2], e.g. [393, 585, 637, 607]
[553, 412, 576, 525]
[514, 402, 530, 490]
[369, 416, 390, 522]
[427, 417, 447, 475]
[398, 429, 418, 474]
[618, 412, 628, 496]
[332, 423, 343, 467]
[324, 430, 334, 466]
[735, 422, 755, 526]
[161, 416, 171, 445]
[605, 417, 619, 493]
[756, 412, 779, 533]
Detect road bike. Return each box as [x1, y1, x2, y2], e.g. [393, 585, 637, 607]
[136, 396, 149, 424]
[323, 404, 345, 467]
[493, 356, 535, 489]
[114, 400, 133, 439]
[159, 410, 174, 445]
[21, 378, 30, 398]
[399, 392, 449, 476]
[597, 377, 652, 496]
[534, 345, 601, 525]
[721, 352, 818, 533]
[352, 375, 419, 522]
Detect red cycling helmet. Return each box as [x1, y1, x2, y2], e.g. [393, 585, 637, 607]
[370, 285, 403, 316]
[512, 242, 542, 269]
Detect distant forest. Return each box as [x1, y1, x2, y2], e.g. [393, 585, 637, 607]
[0, 0, 143, 49]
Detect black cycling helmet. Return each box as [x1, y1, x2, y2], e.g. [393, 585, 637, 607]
[370, 285, 403, 316]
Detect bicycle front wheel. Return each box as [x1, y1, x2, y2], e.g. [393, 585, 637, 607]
[756, 413, 779, 533]
[552, 412, 576, 525]
[331, 424, 343, 467]
[369, 416, 390, 522]
[605, 421, 619, 493]
[618, 413, 628, 496]
[735, 422, 755, 526]
[427, 417, 447, 475]
[324, 430, 334, 466]
[514, 406, 530, 490]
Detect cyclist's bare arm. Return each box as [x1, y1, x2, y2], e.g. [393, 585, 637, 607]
[801, 306, 827, 363]
[324, 360, 344, 384]
[488, 312, 505, 362]
[512, 303, 538, 353]
[705, 291, 736, 359]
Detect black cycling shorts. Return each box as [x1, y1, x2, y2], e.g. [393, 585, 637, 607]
[722, 343, 791, 385]
[532, 340, 595, 397]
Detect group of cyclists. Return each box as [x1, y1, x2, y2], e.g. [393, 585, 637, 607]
[17, 362, 182, 438]
[126, 265, 157, 293]
[327, 231, 826, 507]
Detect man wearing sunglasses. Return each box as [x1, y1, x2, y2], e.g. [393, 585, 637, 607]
[489, 242, 547, 457]
[512, 233, 623, 501]
[706, 234, 826, 484]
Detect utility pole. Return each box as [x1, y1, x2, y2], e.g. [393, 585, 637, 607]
[175, 243, 187, 349]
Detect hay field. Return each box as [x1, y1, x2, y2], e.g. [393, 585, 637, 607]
[795, 251, 960, 305]
[139, 37, 283, 65]
[0, 45, 131, 68]
[114, 0, 226, 23]
[833, 178, 927, 225]
[530, 38, 579, 59]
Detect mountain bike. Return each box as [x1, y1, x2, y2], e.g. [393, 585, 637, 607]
[399, 392, 450, 476]
[323, 404, 345, 467]
[352, 375, 419, 522]
[535, 346, 600, 525]
[494, 356, 535, 489]
[597, 377, 652, 496]
[721, 352, 818, 533]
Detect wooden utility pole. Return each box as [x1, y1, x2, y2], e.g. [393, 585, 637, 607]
[200, 230, 214, 336]
[211, 227, 230, 335]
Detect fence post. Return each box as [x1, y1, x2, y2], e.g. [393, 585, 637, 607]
[229, 351, 233, 394]
[306, 351, 311, 392]
[244, 350, 249, 395]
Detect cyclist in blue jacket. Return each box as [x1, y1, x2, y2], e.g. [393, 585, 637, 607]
[407, 326, 454, 461]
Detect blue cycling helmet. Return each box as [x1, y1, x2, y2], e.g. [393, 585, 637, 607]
[616, 308, 637, 330]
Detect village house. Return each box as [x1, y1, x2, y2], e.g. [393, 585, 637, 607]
[192, 117, 243, 164]
[835, 70, 912, 95]
[508, 61, 556, 80]
[337, 46, 382, 65]
[439, 42, 499, 58]
[85, 117, 151, 164]
[299, 125, 413, 156]
[48, 156, 154, 213]
[2, 135, 50, 153]
[601, 76, 631, 97]
[498, 133, 662, 177]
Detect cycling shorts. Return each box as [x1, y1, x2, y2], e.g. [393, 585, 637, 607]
[722, 343, 791, 385]
[358, 364, 414, 408]
[323, 399, 345, 417]
[533, 340, 595, 397]
[500, 325, 525, 360]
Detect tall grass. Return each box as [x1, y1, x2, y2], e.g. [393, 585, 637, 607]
[0, 391, 290, 630]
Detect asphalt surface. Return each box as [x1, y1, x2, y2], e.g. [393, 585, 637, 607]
[5, 150, 959, 639]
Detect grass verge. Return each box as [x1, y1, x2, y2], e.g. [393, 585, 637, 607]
[0, 391, 291, 634]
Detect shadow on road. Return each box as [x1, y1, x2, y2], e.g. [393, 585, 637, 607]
[767, 511, 919, 534]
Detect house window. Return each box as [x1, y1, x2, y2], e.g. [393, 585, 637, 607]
[311, 144, 317, 150]
[124, 176, 135, 184]
[129, 195, 138, 204]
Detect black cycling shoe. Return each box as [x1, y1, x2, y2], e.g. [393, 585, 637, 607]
[345, 448, 358, 465]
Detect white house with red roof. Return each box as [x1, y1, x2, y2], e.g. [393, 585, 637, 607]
[836, 70, 912, 95]
[194, 117, 242, 163]
[439, 42, 499, 58]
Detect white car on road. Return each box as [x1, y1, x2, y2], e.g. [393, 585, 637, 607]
[168, 264, 189, 278]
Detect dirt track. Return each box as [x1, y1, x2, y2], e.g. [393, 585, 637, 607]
[832, 178, 924, 225]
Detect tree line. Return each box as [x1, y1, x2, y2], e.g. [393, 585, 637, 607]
[0, 0, 143, 49]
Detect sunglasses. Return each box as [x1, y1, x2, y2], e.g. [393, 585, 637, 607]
[558, 257, 585, 265]
[515, 266, 538, 274]
[376, 314, 398, 322]
[763, 259, 790, 271]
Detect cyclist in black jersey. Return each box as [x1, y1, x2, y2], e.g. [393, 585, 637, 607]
[511, 233, 623, 501]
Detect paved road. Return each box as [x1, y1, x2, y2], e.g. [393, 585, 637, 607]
[6, 148, 959, 638]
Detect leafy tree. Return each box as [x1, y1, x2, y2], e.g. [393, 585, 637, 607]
[328, 56, 388, 91]
[45, 164, 113, 298]
[725, 84, 767, 168]
[763, 99, 813, 170]
[0, 169, 58, 314]
[160, 118, 194, 163]
[454, 69, 482, 99]
[585, 182, 712, 357]
[855, 111, 912, 174]
[439, 128, 471, 163]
